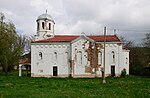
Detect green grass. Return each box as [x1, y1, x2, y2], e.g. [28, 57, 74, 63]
[0, 72, 150, 98]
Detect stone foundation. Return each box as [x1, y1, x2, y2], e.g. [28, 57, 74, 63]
[31, 73, 121, 78]
[31, 74, 69, 78]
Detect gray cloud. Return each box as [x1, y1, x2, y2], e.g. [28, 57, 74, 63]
[0, 0, 150, 44]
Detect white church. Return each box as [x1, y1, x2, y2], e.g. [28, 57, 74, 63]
[31, 13, 129, 78]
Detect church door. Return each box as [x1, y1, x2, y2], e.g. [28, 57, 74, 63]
[111, 66, 115, 76]
[53, 66, 57, 76]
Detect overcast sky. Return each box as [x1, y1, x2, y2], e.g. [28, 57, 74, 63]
[0, 0, 150, 44]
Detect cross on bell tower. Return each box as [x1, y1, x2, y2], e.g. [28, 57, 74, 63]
[46, 9, 47, 14]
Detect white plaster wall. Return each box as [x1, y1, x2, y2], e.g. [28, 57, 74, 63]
[99, 43, 122, 76]
[31, 42, 70, 77]
[31, 38, 129, 77]
[71, 39, 128, 76]
[120, 50, 129, 74]
[100, 43, 129, 76]
[31, 45, 34, 76]
[72, 38, 89, 75]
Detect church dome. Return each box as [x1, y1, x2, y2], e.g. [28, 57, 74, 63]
[37, 13, 54, 21]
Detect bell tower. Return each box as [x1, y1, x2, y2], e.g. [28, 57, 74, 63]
[35, 12, 55, 41]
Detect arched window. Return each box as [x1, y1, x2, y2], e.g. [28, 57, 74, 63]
[42, 22, 44, 29]
[54, 52, 57, 61]
[112, 51, 115, 63]
[37, 22, 39, 31]
[49, 23, 51, 30]
[39, 52, 42, 60]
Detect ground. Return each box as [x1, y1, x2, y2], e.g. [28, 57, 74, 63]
[0, 72, 150, 98]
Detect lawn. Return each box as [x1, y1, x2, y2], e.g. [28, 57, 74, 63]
[0, 72, 150, 98]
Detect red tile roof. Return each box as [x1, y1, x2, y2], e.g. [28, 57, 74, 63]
[19, 58, 31, 64]
[87, 35, 120, 42]
[34, 35, 78, 42]
[33, 35, 121, 43]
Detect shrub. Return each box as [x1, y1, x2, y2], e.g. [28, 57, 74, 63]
[121, 68, 126, 77]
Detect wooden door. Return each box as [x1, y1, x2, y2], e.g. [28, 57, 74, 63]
[111, 66, 115, 76]
[53, 66, 57, 76]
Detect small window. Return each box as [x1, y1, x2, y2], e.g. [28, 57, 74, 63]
[113, 53, 115, 59]
[42, 22, 44, 29]
[49, 23, 51, 30]
[112, 51, 115, 63]
[39, 52, 42, 60]
[126, 57, 128, 64]
[54, 52, 57, 61]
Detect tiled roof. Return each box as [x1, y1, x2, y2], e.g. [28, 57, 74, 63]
[34, 35, 78, 42]
[87, 35, 120, 42]
[33, 35, 121, 43]
[19, 58, 31, 64]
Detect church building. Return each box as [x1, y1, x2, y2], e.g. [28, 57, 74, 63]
[31, 13, 129, 78]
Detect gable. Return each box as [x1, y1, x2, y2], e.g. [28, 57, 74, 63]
[71, 35, 94, 44]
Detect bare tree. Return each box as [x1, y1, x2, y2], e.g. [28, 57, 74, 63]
[18, 35, 33, 54]
[119, 36, 135, 48]
[142, 33, 150, 47]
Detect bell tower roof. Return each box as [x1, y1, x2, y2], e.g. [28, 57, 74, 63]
[37, 13, 54, 22]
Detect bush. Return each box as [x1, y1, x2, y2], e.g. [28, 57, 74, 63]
[130, 64, 150, 76]
[140, 67, 150, 77]
[121, 68, 126, 77]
